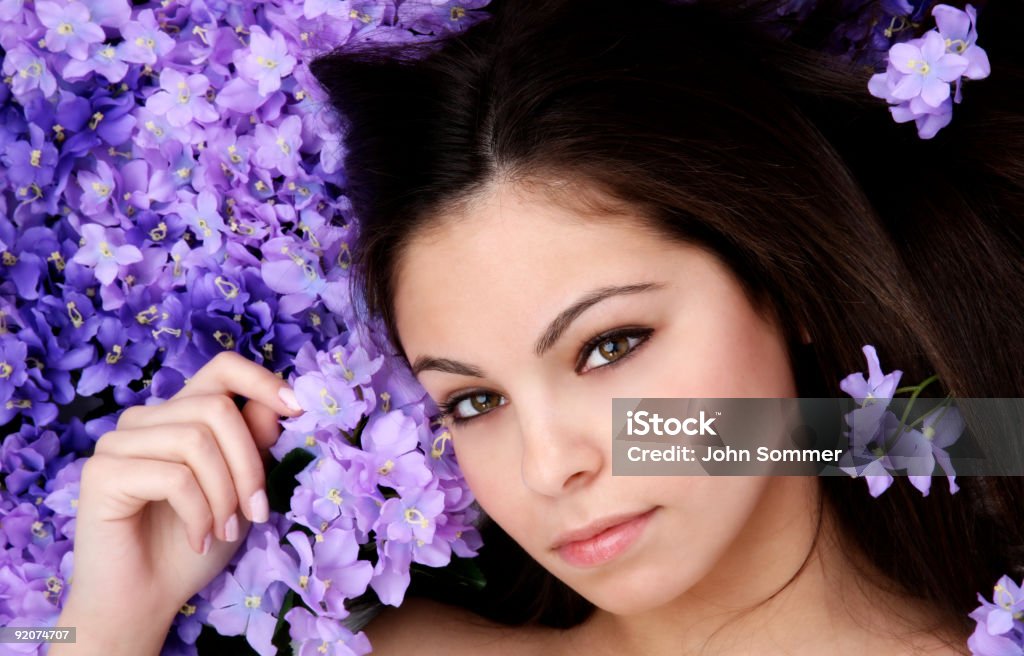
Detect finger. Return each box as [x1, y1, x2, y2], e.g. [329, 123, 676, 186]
[174, 350, 303, 417]
[114, 394, 270, 523]
[241, 397, 286, 457]
[82, 454, 214, 555]
[94, 424, 240, 543]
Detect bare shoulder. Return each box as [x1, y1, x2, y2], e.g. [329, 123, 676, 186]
[363, 597, 558, 656]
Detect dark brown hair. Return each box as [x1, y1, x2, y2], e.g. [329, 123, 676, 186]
[307, 0, 1024, 646]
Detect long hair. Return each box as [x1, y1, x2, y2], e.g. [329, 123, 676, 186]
[307, 0, 1024, 642]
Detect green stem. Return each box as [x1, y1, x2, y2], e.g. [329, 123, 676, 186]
[885, 374, 940, 450]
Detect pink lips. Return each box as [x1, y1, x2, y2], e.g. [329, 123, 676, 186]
[553, 507, 657, 568]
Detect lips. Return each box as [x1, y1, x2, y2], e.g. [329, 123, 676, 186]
[550, 507, 658, 551]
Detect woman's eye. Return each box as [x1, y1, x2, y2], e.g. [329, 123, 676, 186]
[444, 392, 507, 425]
[580, 331, 648, 373]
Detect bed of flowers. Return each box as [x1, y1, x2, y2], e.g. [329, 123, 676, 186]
[0, 1, 493, 654]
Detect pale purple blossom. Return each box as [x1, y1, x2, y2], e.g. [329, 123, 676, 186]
[285, 606, 372, 656]
[839, 344, 903, 407]
[145, 69, 220, 128]
[2, 47, 59, 99]
[237, 28, 297, 97]
[73, 159, 118, 220]
[35, 1, 106, 61]
[968, 576, 1024, 655]
[62, 41, 130, 83]
[71, 223, 143, 285]
[118, 9, 175, 65]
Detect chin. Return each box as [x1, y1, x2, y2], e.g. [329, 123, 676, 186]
[559, 560, 708, 616]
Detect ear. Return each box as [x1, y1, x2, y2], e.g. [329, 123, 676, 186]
[799, 325, 812, 345]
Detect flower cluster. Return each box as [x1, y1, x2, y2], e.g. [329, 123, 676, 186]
[969, 575, 1024, 655]
[0, 1, 490, 654]
[868, 2, 991, 138]
[837, 344, 961, 498]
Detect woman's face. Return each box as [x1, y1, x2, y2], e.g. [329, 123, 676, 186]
[393, 182, 808, 614]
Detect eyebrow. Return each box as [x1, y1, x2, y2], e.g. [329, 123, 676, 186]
[410, 281, 667, 377]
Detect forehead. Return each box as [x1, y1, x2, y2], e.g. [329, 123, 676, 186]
[391, 183, 705, 361]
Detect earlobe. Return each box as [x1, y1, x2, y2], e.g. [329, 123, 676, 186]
[799, 326, 812, 345]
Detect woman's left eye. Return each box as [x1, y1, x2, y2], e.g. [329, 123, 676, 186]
[578, 328, 653, 373]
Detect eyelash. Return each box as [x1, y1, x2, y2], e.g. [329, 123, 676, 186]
[436, 326, 654, 427]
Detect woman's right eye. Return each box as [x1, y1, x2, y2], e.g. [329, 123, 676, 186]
[439, 392, 507, 426]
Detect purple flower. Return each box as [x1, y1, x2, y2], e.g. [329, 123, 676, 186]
[0, 335, 30, 408]
[289, 455, 381, 537]
[0, 427, 60, 496]
[35, 1, 106, 61]
[75, 316, 156, 395]
[145, 69, 220, 128]
[968, 575, 1024, 655]
[170, 595, 212, 647]
[237, 28, 296, 97]
[311, 527, 374, 617]
[264, 530, 327, 612]
[71, 223, 143, 285]
[2, 124, 59, 188]
[173, 190, 227, 254]
[837, 406, 903, 496]
[349, 410, 432, 492]
[396, 0, 491, 35]
[884, 31, 967, 107]
[118, 9, 175, 65]
[207, 530, 288, 656]
[62, 41, 130, 84]
[377, 486, 445, 545]
[285, 606, 372, 656]
[889, 402, 962, 496]
[933, 2, 990, 105]
[73, 159, 118, 220]
[287, 371, 368, 433]
[2, 47, 59, 99]
[253, 115, 303, 177]
[839, 345, 903, 407]
[933, 3, 990, 81]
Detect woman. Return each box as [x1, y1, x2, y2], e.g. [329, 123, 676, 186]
[53, 0, 1024, 653]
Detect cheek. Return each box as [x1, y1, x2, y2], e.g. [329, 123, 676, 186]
[451, 432, 520, 518]
[657, 476, 771, 537]
[632, 477, 773, 595]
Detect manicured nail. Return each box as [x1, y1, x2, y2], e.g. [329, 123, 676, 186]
[249, 489, 269, 523]
[278, 387, 302, 413]
[200, 532, 212, 556]
[224, 513, 239, 542]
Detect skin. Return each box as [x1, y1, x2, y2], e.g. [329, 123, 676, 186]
[388, 180, 966, 655]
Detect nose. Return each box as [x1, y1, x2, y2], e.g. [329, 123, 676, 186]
[517, 392, 606, 497]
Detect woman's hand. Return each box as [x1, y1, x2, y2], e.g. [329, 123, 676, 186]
[50, 351, 304, 655]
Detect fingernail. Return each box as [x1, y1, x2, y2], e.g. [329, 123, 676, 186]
[278, 387, 302, 413]
[224, 513, 239, 542]
[201, 532, 212, 555]
[249, 489, 269, 523]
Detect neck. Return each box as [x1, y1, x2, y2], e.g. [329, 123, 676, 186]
[566, 477, 963, 655]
